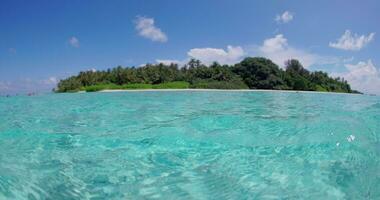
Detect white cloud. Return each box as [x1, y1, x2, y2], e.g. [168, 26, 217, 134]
[329, 30, 375, 51]
[68, 37, 80, 48]
[187, 45, 245, 65]
[156, 35, 343, 68]
[155, 45, 245, 66]
[135, 16, 168, 42]
[335, 60, 380, 94]
[256, 34, 318, 68]
[275, 11, 294, 23]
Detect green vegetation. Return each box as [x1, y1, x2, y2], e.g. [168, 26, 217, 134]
[55, 57, 358, 93]
[81, 81, 189, 92]
[152, 81, 189, 89]
[190, 80, 249, 89]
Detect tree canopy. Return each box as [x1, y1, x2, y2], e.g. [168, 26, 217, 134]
[55, 57, 357, 94]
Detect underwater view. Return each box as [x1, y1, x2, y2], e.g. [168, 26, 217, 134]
[0, 91, 379, 199]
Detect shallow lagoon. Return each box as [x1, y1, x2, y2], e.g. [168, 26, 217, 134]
[0, 91, 379, 199]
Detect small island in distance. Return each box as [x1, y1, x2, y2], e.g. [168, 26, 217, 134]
[55, 57, 360, 94]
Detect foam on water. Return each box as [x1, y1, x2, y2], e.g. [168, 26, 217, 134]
[0, 91, 379, 199]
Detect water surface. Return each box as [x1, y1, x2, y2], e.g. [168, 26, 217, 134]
[0, 91, 379, 199]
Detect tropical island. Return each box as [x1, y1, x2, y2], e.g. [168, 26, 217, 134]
[55, 57, 359, 93]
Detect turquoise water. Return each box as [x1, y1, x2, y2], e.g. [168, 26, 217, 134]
[0, 91, 379, 199]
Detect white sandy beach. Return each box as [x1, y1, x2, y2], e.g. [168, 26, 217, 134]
[98, 88, 361, 95]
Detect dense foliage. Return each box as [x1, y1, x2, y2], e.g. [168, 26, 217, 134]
[56, 57, 357, 93]
[83, 82, 189, 92]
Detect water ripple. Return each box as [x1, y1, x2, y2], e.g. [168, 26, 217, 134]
[0, 91, 379, 199]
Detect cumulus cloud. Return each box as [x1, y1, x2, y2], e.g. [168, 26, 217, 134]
[275, 11, 294, 23]
[68, 37, 80, 48]
[329, 30, 375, 51]
[155, 46, 245, 66]
[187, 45, 245, 65]
[156, 35, 343, 68]
[256, 34, 318, 68]
[135, 16, 168, 42]
[334, 60, 380, 94]
[155, 34, 350, 71]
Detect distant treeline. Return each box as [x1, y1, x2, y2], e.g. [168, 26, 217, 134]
[56, 57, 358, 93]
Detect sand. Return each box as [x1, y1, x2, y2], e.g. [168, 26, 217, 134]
[97, 89, 360, 95]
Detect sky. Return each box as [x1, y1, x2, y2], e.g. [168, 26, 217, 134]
[0, 0, 379, 94]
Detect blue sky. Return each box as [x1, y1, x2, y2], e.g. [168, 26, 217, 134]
[0, 0, 379, 94]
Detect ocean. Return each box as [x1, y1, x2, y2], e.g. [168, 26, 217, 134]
[0, 91, 379, 199]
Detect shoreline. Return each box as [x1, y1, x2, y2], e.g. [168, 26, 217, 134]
[96, 89, 362, 95]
